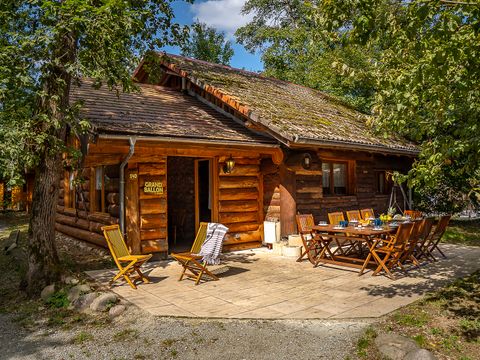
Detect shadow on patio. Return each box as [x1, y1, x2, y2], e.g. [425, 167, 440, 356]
[87, 244, 480, 319]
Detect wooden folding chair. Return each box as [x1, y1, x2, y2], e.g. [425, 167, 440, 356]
[399, 220, 424, 268]
[102, 225, 152, 289]
[171, 222, 220, 285]
[404, 210, 423, 219]
[423, 215, 451, 261]
[413, 217, 435, 261]
[368, 222, 414, 279]
[346, 210, 362, 222]
[360, 208, 375, 220]
[328, 211, 359, 255]
[295, 214, 332, 265]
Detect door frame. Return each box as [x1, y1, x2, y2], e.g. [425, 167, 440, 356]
[194, 157, 219, 232]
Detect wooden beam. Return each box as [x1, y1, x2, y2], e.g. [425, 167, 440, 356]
[126, 166, 140, 254]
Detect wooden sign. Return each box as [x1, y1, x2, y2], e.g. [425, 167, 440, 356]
[144, 180, 164, 195]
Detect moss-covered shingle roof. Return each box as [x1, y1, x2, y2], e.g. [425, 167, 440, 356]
[156, 53, 418, 155]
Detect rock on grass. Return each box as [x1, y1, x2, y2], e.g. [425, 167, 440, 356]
[90, 293, 118, 312]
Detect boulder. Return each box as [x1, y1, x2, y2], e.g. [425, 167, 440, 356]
[90, 292, 118, 312]
[40, 284, 55, 301]
[63, 275, 80, 285]
[73, 292, 97, 311]
[404, 349, 437, 360]
[67, 284, 91, 302]
[374, 333, 419, 360]
[109, 304, 126, 318]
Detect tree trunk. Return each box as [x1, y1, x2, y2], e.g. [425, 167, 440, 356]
[24, 28, 76, 296]
[25, 154, 63, 296]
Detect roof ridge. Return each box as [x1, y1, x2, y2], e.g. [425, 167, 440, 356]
[159, 52, 366, 115]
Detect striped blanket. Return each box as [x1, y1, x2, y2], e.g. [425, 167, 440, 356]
[197, 223, 228, 265]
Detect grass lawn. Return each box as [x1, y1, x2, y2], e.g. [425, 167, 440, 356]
[357, 217, 480, 359]
[442, 218, 480, 247]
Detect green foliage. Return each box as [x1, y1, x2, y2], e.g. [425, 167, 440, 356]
[72, 331, 94, 345]
[181, 22, 234, 65]
[238, 0, 480, 211]
[0, 0, 187, 184]
[236, 0, 376, 113]
[45, 290, 70, 308]
[356, 327, 377, 358]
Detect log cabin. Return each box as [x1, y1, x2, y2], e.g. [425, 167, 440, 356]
[57, 53, 418, 256]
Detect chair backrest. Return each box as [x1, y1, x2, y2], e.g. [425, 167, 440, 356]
[190, 222, 208, 253]
[430, 215, 451, 240]
[328, 212, 345, 225]
[404, 210, 423, 219]
[392, 222, 415, 249]
[296, 214, 315, 234]
[102, 224, 130, 259]
[346, 210, 361, 221]
[360, 208, 375, 220]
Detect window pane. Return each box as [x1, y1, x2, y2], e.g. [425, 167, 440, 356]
[333, 163, 347, 195]
[322, 163, 331, 195]
[95, 167, 102, 211]
[377, 172, 385, 194]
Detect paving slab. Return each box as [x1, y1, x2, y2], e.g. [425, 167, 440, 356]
[87, 244, 480, 319]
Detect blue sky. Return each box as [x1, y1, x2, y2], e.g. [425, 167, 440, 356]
[161, 0, 264, 71]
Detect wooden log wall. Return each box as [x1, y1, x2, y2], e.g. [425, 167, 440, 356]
[137, 161, 168, 253]
[261, 159, 280, 221]
[55, 167, 119, 248]
[218, 156, 263, 251]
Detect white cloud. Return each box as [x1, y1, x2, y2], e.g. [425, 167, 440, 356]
[190, 0, 254, 37]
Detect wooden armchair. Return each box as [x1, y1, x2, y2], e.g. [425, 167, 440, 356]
[295, 214, 332, 265]
[404, 210, 423, 219]
[414, 217, 435, 261]
[360, 208, 375, 220]
[367, 222, 414, 279]
[424, 215, 451, 261]
[346, 210, 362, 222]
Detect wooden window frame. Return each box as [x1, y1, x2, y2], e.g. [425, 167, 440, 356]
[321, 159, 355, 196]
[90, 166, 109, 215]
[64, 170, 76, 209]
[374, 170, 393, 195]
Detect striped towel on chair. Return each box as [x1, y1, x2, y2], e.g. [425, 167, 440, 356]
[197, 223, 228, 265]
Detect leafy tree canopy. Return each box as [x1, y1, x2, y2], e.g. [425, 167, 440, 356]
[0, 0, 188, 294]
[238, 0, 480, 211]
[0, 0, 187, 184]
[181, 21, 234, 65]
[236, 0, 376, 113]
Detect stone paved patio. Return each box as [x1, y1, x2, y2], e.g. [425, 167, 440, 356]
[87, 244, 480, 319]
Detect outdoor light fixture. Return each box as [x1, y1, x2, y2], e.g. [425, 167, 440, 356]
[302, 153, 312, 169]
[223, 154, 236, 174]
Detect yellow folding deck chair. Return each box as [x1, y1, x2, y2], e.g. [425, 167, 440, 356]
[171, 222, 220, 285]
[102, 225, 152, 289]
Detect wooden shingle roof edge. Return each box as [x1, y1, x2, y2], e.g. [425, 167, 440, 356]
[134, 53, 419, 157]
[70, 78, 278, 147]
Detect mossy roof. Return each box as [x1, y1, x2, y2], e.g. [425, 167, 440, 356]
[157, 53, 418, 155]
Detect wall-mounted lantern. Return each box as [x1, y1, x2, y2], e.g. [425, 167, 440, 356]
[223, 154, 236, 174]
[301, 153, 312, 170]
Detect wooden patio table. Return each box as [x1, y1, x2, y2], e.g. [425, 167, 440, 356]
[311, 224, 397, 275]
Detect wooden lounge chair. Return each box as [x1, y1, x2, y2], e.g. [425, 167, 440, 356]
[368, 222, 414, 279]
[346, 210, 362, 222]
[295, 214, 332, 265]
[423, 215, 451, 261]
[101, 224, 152, 289]
[360, 208, 375, 220]
[171, 222, 220, 285]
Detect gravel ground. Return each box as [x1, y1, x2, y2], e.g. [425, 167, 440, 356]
[0, 306, 370, 360]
